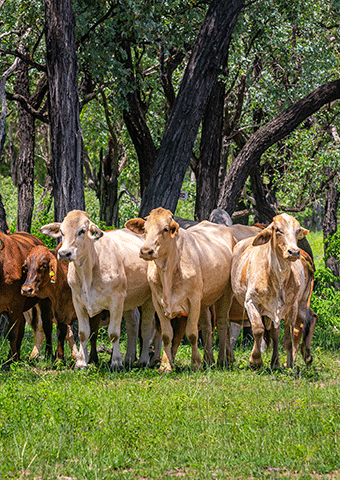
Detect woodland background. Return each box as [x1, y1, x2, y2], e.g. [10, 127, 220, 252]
[0, 0, 340, 278]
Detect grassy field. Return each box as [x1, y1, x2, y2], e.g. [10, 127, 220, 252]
[1, 325, 340, 480]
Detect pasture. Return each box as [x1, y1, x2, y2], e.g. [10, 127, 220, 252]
[1, 324, 340, 480]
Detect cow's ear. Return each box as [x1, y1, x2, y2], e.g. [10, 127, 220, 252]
[125, 218, 145, 235]
[298, 227, 309, 240]
[40, 222, 62, 238]
[49, 255, 58, 284]
[88, 222, 104, 241]
[169, 220, 179, 238]
[252, 224, 273, 246]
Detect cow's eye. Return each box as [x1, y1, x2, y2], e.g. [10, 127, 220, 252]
[78, 228, 86, 236]
[163, 226, 169, 233]
[275, 228, 283, 235]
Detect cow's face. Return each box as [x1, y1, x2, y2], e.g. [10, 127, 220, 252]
[40, 210, 103, 262]
[253, 213, 308, 262]
[21, 246, 57, 297]
[125, 207, 178, 261]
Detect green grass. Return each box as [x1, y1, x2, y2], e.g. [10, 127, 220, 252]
[1, 328, 340, 480]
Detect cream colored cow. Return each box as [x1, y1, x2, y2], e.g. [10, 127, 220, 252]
[126, 207, 236, 371]
[231, 213, 309, 369]
[41, 210, 155, 370]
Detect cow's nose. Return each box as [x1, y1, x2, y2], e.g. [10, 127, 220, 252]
[288, 248, 300, 258]
[140, 247, 156, 259]
[21, 285, 35, 297]
[58, 250, 72, 260]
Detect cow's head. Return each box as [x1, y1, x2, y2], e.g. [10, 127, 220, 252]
[40, 210, 103, 262]
[125, 207, 179, 261]
[21, 246, 58, 297]
[252, 213, 308, 262]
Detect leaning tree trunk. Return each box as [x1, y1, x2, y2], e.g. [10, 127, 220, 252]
[15, 58, 35, 232]
[218, 79, 340, 216]
[323, 169, 340, 286]
[139, 0, 245, 217]
[194, 80, 225, 221]
[44, 0, 84, 222]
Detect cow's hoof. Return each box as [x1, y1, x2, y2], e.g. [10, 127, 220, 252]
[249, 361, 263, 370]
[74, 361, 88, 370]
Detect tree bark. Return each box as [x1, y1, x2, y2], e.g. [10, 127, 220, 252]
[15, 58, 35, 232]
[0, 194, 7, 233]
[44, 0, 84, 222]
[218, 79, 340, 215]
[194, 80, 225, 221]
[323, 169, 339, 285]
[139, 0, 245, 217]
[99, 136, 119, 227]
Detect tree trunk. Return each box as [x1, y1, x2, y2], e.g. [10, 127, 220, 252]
[15, 58, 35, 232]
[195, 80, 225, 221]
[99, 136, 119, 227]
[120, 40, 157, 197]
[323, 169, 339, 285]
[44, 0, 84, 222]
[218, 79, 340, 216]
[0, 194, 7, 233]
[139, 0, 245, 217]
[250, 166, 277, 223]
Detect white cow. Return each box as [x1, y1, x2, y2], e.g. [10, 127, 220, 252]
[41, 210, 155, 370]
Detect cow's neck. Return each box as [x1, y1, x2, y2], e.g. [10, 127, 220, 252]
[154, 237, 180, 302]
[73, 240, 98, 286]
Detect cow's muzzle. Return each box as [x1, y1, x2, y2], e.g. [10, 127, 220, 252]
[287, 248, 300, 261]
[139, 247, 157, 260]
[21, 285, 36, 297]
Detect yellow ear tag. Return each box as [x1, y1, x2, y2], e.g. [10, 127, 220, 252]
[49, 271, 56, 283]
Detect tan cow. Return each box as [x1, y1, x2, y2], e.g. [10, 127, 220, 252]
[40, 210, 155, 370]
[125, 207, 236, 371]
[231, 213, 309, 369]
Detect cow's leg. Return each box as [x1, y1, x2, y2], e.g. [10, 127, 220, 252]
[230, 322, 242, 350]
[186, 299, 202, 369]
[269, 321, 281, 369]
[138, 299, 156, 367]
[108, 295, 126, 371]
[215, 286, 233, 368]
[89, 314, 101, 365]
[283, 303, 298, 368]
[150, 314, 162, 367]
[199, 308, 215, 366]
[65, 324, 78, 359]
[171, 316, 187, 361]
[73, 301, 91, 369]
[55, 320, 67, 360]
[40, 298, 54, 358]
[24, 306, 45, 360]
[155, 301, 174, 372]
[124, 309, 139, 368]
[245, 299, 264, 368]
[301, 310, 318, 365]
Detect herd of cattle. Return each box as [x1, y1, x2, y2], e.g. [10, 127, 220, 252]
[0, 207, 318, 372]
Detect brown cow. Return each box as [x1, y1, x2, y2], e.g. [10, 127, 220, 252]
[126, 207, 236, 371]
[21, 245, 79, 360]
[0, 231, 52, 362]
[231, 213, 309, 369]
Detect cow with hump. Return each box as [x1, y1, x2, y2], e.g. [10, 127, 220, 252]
[231, 213, 309, 369]
[125, 207, 236, 371]
[40, 210, 155, 370]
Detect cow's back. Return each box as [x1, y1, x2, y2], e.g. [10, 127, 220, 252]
[180, 222, 235, 307]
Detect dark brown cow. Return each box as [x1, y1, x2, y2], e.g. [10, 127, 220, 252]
[21, 245, 79, 360]
[0, 231, 51, 362]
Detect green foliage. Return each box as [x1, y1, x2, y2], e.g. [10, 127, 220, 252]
[311, 268, 340, 334]
[325, 230, 340, 262]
